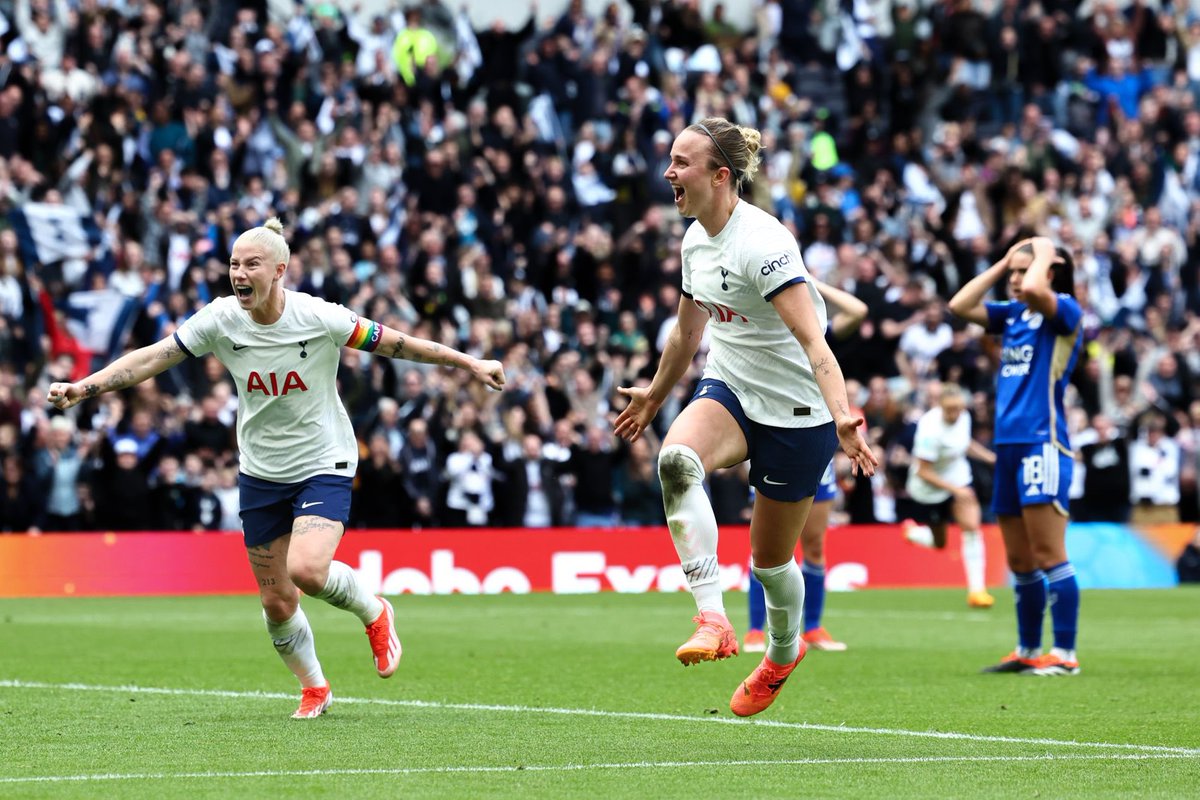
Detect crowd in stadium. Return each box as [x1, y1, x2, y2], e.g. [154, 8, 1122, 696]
[2, 0, 1200, 533]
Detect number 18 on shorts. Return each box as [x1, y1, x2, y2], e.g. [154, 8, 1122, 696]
[993, 443, 1073, 517]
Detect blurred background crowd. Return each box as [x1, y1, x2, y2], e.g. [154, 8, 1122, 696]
[3, 0, 1200, 534]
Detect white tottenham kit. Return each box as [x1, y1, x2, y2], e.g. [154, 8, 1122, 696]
[175, 291, 360, 483]
[905, 406, 973, 504]
[681, 201, 830, 428]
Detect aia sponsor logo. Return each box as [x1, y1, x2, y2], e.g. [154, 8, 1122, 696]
[693, 299, 748, 324]
[246, 370, 309, 396]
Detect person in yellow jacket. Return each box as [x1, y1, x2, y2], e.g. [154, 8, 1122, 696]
[392, 7, 439, 86]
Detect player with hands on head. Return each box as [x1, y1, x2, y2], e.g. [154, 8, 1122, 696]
[613, 117, 878, 717]
[48, 218, 505, 718]
[948, 236, 1083, 676]
[744, 278, 869, 654]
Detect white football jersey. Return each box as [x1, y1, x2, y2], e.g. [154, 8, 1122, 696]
[905, 406, 973, 504]
[175, 291, 360, 483]
[681, 201, 830, 428]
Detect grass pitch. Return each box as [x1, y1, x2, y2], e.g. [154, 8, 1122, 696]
[2, 587, 1198, 798]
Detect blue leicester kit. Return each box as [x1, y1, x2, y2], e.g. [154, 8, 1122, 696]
[985, 295, 1083, 515]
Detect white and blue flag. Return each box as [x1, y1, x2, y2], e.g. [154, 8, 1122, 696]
[9, 202, 103, 266]
[63, 289, 140, 359]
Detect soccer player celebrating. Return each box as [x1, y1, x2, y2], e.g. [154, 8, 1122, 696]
[614, 117, 878, 717]
[900, 382, 997, 609]
[744, 279, 869, 654]
[48, 218, 506, 717]
[949, 237, 1083, 676]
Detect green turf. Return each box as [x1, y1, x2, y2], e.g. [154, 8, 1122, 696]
[2, 588, 1198, 798]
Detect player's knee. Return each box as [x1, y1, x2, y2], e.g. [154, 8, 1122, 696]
[802, 540, 824, 562]
[658, 443, 705, 501]
[1005, 552, 1035, 573]
[260, 591, 299, 623]
[288, 561, 328, 595]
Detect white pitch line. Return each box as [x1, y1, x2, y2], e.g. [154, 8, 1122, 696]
[2, 679, 1198, 757]
[0, 753, 1197, 786]
[826, 609, 991, 623]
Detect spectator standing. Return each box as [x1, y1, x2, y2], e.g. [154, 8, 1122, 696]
[443, 430, 496, 527]
[616, 435, 662, 526]
[497, 432, 568, 527]
[1129, 413, 1182, 524]
[353, 432, 407, 529]
[399, 417, 440, 528]
[31, 416, 92, 532]
[91, 436, 158, 531]
[1075, 414, 1132, 522]
[149, 455, 200, 531]
[569, 423, 620, 527]
[0, 453, 43, 532]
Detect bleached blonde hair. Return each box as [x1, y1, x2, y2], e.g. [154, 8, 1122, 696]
[234, 217, 290, 266]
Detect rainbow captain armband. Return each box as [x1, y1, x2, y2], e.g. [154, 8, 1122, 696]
[345, 315, 383, 352]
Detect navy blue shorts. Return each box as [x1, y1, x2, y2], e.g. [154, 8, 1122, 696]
[992, 443, 1072, 517]
[690, 378, 838, 502]
[910, 495, 956, 527]
[238, 473, 353, 547]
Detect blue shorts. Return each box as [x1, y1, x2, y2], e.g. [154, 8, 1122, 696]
[690, 378, 837, 502]
[992, 443, 1072, 517]
[238, 473, 353, 547]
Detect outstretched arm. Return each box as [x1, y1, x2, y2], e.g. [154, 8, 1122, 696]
[347, 321, 506, 390]
[47, 336, 187, 410]
[613, 296, 708, 443]
[773, 284, 879, 476]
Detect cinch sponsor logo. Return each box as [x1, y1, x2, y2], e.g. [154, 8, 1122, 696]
[246, 370, 309, 396]
[1000, 344, 1034, 377]
[351, 549, 747, 595]
[760, 252, 792, 275]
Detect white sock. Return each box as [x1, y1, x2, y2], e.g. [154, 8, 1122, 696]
[314, 561, 383, 625]
[753, 559, 804, 665]
[1050, 647, 1077, 662]
[264, 606, 325, 688]
[659, 444, 724, 615]
[961, 529, 987, 593]
[904, 522, 934, 548]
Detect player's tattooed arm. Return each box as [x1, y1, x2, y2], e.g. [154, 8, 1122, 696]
[344, 317, 452, 365]
[156, 339, 183, 361]
[87, 369, 137, 396]
[376, 328, 464, 368]
[366, 325, 505, 389]
[50, 335, 186, 409]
